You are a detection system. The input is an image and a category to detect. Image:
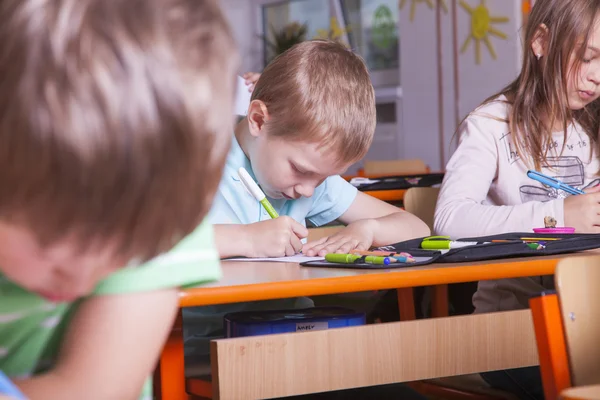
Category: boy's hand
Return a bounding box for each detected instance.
[243,216,308,257]
[564,185,600,233]
[303,220,375,257]
[242,72,261,92]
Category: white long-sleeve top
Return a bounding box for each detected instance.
[434,96,600,313]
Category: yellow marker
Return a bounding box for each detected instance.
[520,237,561,241]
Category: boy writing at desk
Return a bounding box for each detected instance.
[0,0,237,398]
[184,40,430,368]
[216,40,429,258]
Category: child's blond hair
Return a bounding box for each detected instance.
[251,40,376,164]
[0,0,238,260]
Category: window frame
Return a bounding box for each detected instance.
[252,0,400,88]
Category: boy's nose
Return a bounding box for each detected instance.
[294,184,314,198]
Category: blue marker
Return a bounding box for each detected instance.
[390,255,415,263]
[0,371,26,399]
[527,170,585,196]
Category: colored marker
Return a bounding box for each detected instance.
[352,250,394,257]
[492,239,548,246]
[421,237,478,250]
[390,255,415,263]
[527,243,546,250]
[238,167,279,218]
[527,170,584,195]
[352,250,412,257]
[325,254,391,265]
[0,371,26,400]
[520,237,561,241]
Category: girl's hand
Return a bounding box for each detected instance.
[302,220,376,257]
[564,185,600,232]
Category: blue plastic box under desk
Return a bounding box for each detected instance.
[224,306,366,338]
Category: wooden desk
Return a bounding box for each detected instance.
[363,188,406,202]
[159,251,599,400]
[345,171,444,203]
[561,385,600,400]
[180,251,595,307]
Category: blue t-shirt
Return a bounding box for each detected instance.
[208,135,358,227]
[182,135,358,362]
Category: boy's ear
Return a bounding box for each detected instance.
[531,23,548,59]
[247,100,270,138]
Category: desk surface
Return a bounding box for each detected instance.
[179,250,600,307]
[561,384,600,400]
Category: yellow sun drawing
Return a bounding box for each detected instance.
[460,0,509,64]
[399,0,448,22]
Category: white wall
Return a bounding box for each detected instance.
[399,4,442,170]
[220,0,526,172]
[219,0,261,74]
[400,0,523,171]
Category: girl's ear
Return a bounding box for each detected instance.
[247,100,271,138]
[531,23,549,59]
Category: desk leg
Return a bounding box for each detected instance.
[431,285,449,318]
[157,312,188,400]
[397,287,416,321]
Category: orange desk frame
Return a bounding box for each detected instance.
[157,252,595,400]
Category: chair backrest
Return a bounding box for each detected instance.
[403,187,440,232]
[530,255,600,400]
[555,256,600,387]
[362,159,429,177]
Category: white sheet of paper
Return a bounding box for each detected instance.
[224,254,325,263]
[234,76,252,115]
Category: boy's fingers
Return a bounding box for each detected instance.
[290,235,303,253]
[302,236,327,251]
[316,240,346,256]
[285,242,296,256]
[336,241,355,254]
[290,220,308,239]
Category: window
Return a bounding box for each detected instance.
[257,0,400,87]
[260,0,331,65]
[340,0,399,72]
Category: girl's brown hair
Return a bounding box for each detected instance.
[474,0,600,170]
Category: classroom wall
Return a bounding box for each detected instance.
[400,0,523,171]
[220,0,261,74]
[220,0,526,172]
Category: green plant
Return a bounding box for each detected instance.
[315,17,350,46]
[264,22,308,62]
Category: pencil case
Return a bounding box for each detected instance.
[224,306,365,337]
[300,232,600,269]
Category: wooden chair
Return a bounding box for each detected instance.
[402,187,447,318]
[403,187,513,400]
[560,384,600,400]
[529,255,600,400]
[404,187,440,232]
[362,159,429,177]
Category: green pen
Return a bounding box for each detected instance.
[527,242,546,250]
[238,167,279,218]
[325,254,391,265]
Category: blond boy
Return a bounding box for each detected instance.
[184,40,429,362]
[0,0,237,398]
